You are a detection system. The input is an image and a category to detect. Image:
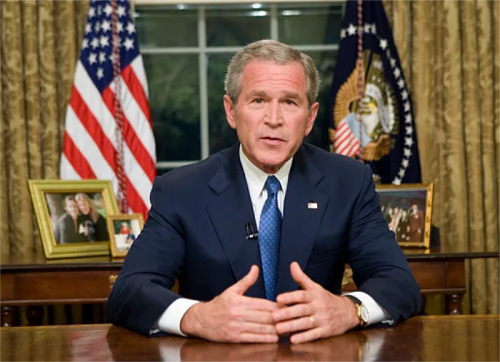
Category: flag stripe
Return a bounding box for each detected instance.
[69,87,118,176]
[130,56,149,98]
[334,119,360,156]
[66,104,115,179]
[60,154,81,180]
[121,63,152,128]
[344,136,360,157]
[62,132,97,179]
[334,126,350,147]
[125,177,149,217]
[335,124,349,140]
[336,132,358,155]
[116,72,154,156]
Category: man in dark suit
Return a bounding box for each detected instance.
[107,39,421,344]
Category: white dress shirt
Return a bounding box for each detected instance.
[155,146,391,336]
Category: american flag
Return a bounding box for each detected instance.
[60,0,156,218]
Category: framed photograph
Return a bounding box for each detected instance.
[107,214,144,257]
[376,183,434,249]
[28,180,119,259]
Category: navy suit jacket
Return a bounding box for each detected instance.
[107,143,421,335]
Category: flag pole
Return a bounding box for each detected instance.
[111,0,128,213]
[356,0,365,162]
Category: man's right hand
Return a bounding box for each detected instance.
[179,265,280,343]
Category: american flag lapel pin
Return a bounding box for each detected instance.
[307,202,318,209]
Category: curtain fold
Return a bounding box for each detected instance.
[2,1,34,258]
[0,0,7,260]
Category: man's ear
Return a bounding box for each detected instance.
[304,102,319,136]
[224,95,237,129]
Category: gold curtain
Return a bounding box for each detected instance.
[384,0,499,314]
[1,0,90,325]
[1,0,89,261]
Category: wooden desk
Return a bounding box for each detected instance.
[0,255,121,326]
[1,252,498,326]
[1,315,498,361]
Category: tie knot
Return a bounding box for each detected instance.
[265,176,281,196]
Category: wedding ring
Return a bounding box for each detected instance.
[309,315,315,328]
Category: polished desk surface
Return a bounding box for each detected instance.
[1,315,498,361]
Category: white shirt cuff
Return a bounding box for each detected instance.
[156,298,200,336]
[343,291,394,326]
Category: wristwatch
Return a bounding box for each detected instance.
[345,295,370,327]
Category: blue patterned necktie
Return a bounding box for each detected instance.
[259,176,282,301]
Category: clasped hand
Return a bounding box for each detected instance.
[180,262,359,344]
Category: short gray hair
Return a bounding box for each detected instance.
[224,39,320,107]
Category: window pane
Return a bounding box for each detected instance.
[206,4,270,47]
[207,53,238,153]
[278,3,343,45]
[144,54,200,161]
[135,6,198,48]
[304,50,338,151]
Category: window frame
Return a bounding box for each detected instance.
[134,1,341,170]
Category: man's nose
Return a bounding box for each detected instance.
[265,101,283,126]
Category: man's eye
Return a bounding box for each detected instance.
[253,98,263,104]
[284,100,295,105]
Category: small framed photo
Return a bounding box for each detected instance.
[376,183,434,249]
[28,180,119,259]
[107,214,144,257]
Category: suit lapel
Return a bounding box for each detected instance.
[206,144,265,298]
[276,146,328,295]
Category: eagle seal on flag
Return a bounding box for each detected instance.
[329,0,421,184]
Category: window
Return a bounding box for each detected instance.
[134,2,344,172]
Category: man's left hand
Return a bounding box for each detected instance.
[273,262,359,344]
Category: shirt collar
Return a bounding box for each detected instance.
[239,145,292,199]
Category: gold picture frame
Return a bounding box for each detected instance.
[107,214,144,258]
[28,180,119,259]
[376,183,434,249]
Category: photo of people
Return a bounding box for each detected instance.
[108,214,144,257]
[45,192,110,245]
[376,185,433,248]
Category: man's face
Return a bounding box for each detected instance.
[224,60,319,174]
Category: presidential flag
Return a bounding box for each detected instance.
[329,0,421,184]
[60,0,156,218]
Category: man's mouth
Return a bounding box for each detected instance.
[261,136,284,145]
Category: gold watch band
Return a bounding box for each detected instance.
[345,295,367,327]
[353,302,368,327]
